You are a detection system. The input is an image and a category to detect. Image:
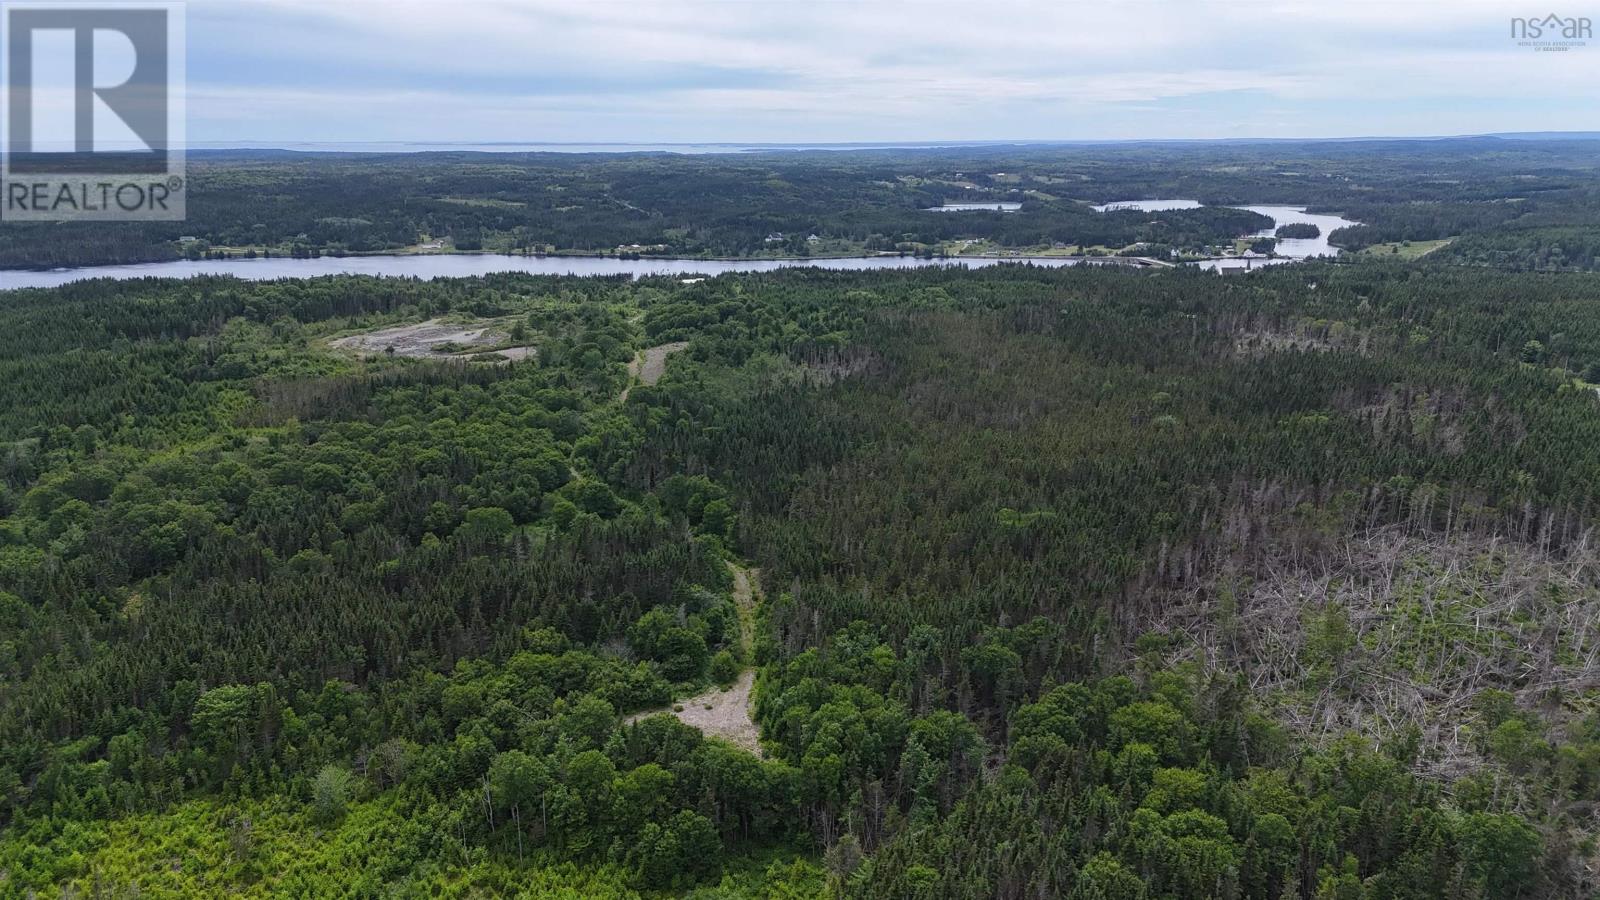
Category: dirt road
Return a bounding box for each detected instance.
[620,341,688,401]
[625,561,763,754]
[330,318,535,362]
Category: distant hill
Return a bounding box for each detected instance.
[1485,131,1600,141]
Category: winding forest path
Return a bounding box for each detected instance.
[618,341,688,402]
[626,561,764,755]
[612,338,763,752]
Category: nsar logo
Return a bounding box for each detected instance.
[1510,12,1592,51]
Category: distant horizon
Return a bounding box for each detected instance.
[165,130,1600,153]
[171,2,1599,144]
[14,130,1597,159]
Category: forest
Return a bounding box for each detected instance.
[1,256,1599,897]
[3,137,1600,270]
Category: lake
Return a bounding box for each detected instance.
[1234,205,1354,259]
[1092,199,1203,212]
[0,253,1096,290]
[925,202,1022,212]
[1194,205,1359,272]
[0,201,1362,289]
[1090,199,1359,271]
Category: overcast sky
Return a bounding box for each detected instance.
[185,0,1600,144]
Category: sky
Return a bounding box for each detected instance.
[178,0,1600,144]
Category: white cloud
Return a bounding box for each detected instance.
[179,0,1600,141]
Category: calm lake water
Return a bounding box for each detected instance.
[926,202,1022,212]
[1193,205,1359,272]
[1092,199,1203,212]
[0,200,1362,289]
[1090,199,1359,272]
[1,253,1095,290]
[1234,205,1354,259]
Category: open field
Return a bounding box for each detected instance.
[1360,237,1454,259]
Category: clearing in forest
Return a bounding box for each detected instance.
[1359,238,1453,259]
[665,669,760,755]
[1138,525,1600,778]
[330,318,536,361]
[626,562,763,755]
[620,341,689,401]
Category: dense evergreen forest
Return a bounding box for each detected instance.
[4,137,1599,270]
[2,257,1600,897]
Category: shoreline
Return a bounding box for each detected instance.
[2,249,1185,276]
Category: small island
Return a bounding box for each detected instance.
[1275,222,1322,239]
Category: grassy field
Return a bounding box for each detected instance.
[1359,237,1453,259]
